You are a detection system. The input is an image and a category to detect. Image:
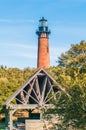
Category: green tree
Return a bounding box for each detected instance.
[46,41,86,130]
[0,67,37,112]
[58,41,86,70]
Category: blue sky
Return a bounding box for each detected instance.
[0,0,86,69]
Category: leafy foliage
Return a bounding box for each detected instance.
[46,41,86,130]
[0,41,86,129]
[0,66,37,112]
[58,41,86,69]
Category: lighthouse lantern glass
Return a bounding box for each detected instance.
[39,18,47,27]
[41,21,47,27]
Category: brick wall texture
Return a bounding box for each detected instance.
[37,37,50,68]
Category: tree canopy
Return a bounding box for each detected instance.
[58,41,86,70]
[0,41,86,129]
[46,41,86,130]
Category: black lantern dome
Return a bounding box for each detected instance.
[36,17,51,38]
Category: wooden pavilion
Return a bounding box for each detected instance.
[3,68,63,130]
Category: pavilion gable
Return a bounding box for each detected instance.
[4,68,62,108]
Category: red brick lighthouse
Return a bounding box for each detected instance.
[36,17,51,68]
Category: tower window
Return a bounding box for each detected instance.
[47,46,49,53]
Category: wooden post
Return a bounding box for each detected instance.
[9,110,13,130]
[8,108,16,130]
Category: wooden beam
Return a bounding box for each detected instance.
[9,110,13,130]
[47,78,54,92]
[8,104,54,109]
[29,94,39,104]
[41,77,47,104]
[32,87,39,101]
[23,90,39,104]
[25,79,35,103]
[8,104,38,109]
[37,72,45,76]
[44,86,52,103]
[35,76,41,100]
[15,97,25,104]
[45,91,60,104]
[20,91,26,103]
[47,78,56,100]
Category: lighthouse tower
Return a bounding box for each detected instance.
[36,17,51,68]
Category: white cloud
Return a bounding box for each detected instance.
[0,18,35,24]
[0,42,37,59]
[0,42,37,49]
[0,19,12,23]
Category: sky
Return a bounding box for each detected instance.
[0,0,86,69]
